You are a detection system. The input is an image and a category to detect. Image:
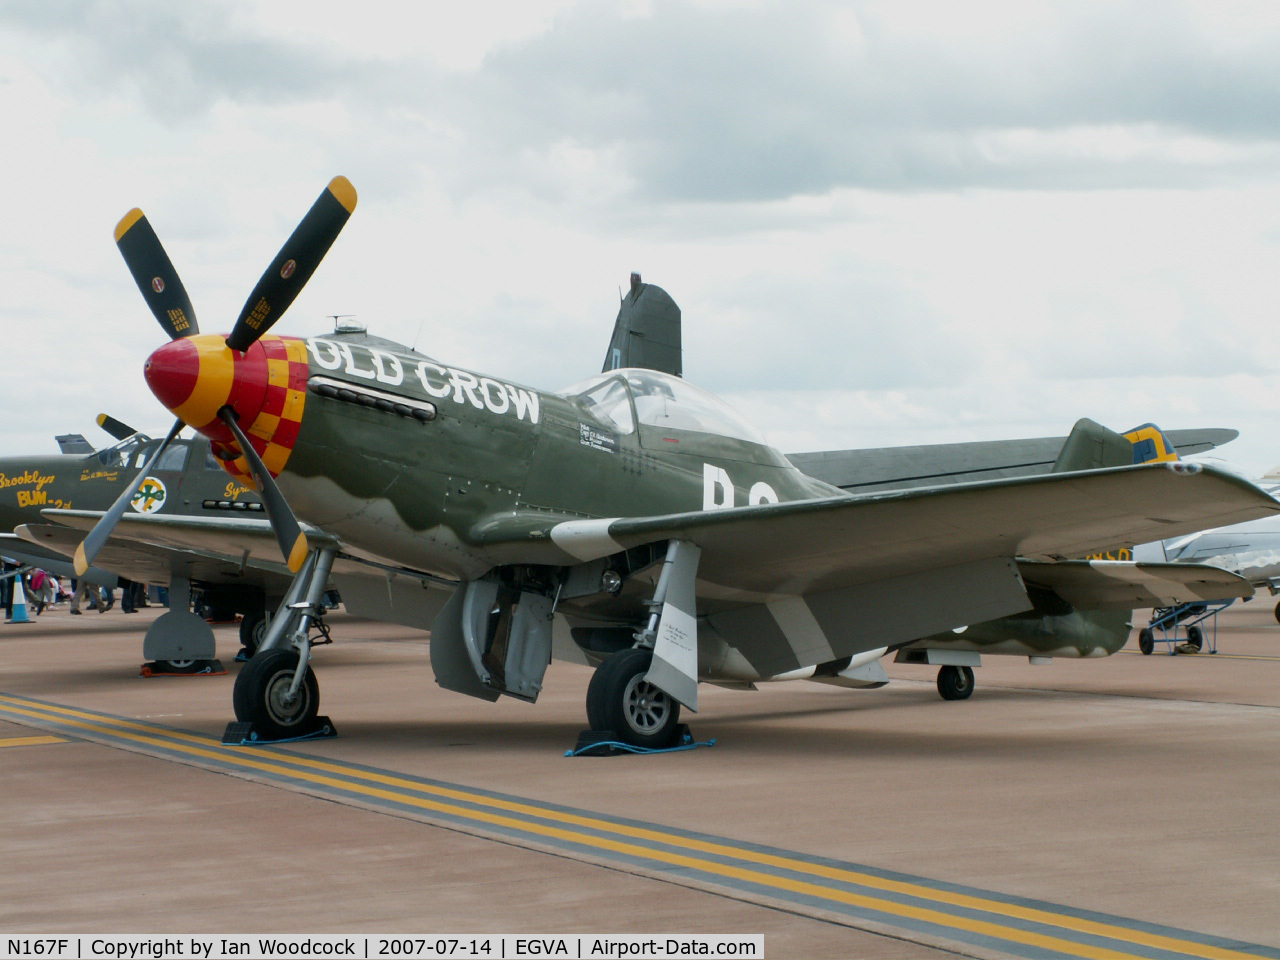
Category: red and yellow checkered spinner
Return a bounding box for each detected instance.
[143,333,309,488]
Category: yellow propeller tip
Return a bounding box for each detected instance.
[287,534,309,573]
[327,176,358,215]
[114,208,145,243]
[73,544,88,578]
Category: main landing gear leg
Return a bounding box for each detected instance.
[226,548,337,743]
[582,540,700,751]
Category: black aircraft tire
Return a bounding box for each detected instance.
[232,648,319,740]
[585,661,610,732]
[239,608,269,657]
[1273,599,1280,625]
[1138,628,1155,655]
[937,665,975,701]
[1185,626,1204,651]
[587,648,682,750]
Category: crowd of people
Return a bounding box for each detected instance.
[1,559,149,622]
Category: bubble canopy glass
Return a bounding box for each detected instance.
[562,369,766,444]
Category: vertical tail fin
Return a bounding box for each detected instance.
[1051,418,1133,473]
[1055,419,1180,561]
[602,273,682,376]
[1124,423,1180,562]
[1123,423,1180,464]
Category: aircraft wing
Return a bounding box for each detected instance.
[38,508,337,554]
[788,427,1239,494]
[551,462,1279,599]
[543,462,1277,678]
[20,517,456,629]
[19,518,295,589]
[1017,559,1253,610]
[0,532,120,587]
[17,523,202,584]
[22,512,338,591]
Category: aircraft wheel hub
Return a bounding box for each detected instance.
[266,671,307,720]
[623,675,672,735]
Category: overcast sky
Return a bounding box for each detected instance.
[4,0,1280,475]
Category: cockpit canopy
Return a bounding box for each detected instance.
[93,434,151,469]
[562,368,767,445]
[91,433,190,473]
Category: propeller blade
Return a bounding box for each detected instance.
[96,413,141,442]
[114,209,200,340]
[225,176,358,352]
[218,408,309,573]
[74,419,184,576]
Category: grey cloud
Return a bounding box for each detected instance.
[0,0,359,120]
[10,0,1280,207]
[453,1,1280,200]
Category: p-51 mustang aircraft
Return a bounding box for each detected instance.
[48,176,1280,747]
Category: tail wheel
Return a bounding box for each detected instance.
[1138,628,1155,655]
[233,648,318,740]
[586,648,682,749]
[937,665,974,701]
[1184,625,1204,652]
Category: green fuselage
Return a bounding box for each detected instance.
[0,438,262,540]
[281,335,840,581]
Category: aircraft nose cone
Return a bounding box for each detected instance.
[143,338,201,412]
[143,333,267,435]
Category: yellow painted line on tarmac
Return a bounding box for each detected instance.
[0,734,66,748]
[0,692,1273,960]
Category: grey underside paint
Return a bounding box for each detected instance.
[333,571,454,629]
[704,557,1029,676]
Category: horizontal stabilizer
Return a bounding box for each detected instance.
[1019,559,1253,610]
[792,427,1238,493]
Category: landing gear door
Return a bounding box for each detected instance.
[430,584,501,702]
[429,579,554,703]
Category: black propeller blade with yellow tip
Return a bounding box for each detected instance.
[218,408,309,572]
[96,413,142,442]
[225,176,357,352]
[74,419,184,577]
[104,176,357,575]
[114,209,199,340]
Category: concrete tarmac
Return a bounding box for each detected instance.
[2,600,1279,958]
